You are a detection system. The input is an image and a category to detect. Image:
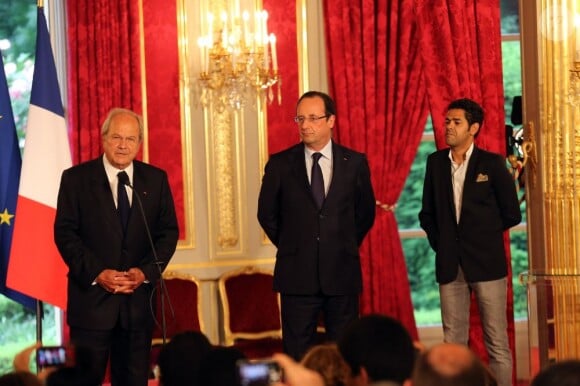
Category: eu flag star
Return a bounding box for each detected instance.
[0,208,15,225]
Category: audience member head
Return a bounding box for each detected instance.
[530,359,580,386]
[198,346,246,386]
[0,371,42,386]
[406,343,496,386]
[272,353,325,386]
[44,366,101,386]
[301,343,350,386]
[338,314,415,385]
[157,330,212,386]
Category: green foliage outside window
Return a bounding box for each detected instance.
[394,2,528,326]
[1,0,35,141]
[0,1,57,376]
[0,299,57,374]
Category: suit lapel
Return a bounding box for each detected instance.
[325,141,345,205]
[290,143,317,203]
[91,160,124,237]
[461,147,480,209]
[126,162,148,236]
[441,149,456,219]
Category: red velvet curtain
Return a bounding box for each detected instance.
[66,0,185,239]
[415,0,516,378]
[263,0,300,155]
[323,0,429,339]
[66,0,142,163]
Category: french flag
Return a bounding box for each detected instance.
[7,6,71,310]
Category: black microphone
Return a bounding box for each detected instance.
[121,176,173,345]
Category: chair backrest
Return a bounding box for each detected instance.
[218,266,282,345]
[152,270,203,344]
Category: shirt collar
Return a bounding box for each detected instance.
[102,154,134,184]
[305,140,333,160]
[448,142,474,164]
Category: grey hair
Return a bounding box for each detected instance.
[100,108,144,140]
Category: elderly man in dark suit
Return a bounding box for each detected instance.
[419,98,521,386]
[54,108,178,386]
[258,91,376,360]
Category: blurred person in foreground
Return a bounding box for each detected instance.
[10,343,100,386]
[404,342,496,386]
[156,330,212,386]
[530,359,580,386]
[301,343,350,386]
[338,314,416,386]
[273,353,324,386]
[0,371,42,386]
[198,346,246,386]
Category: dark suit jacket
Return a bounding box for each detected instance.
[418,147,521,284]
[257,141,376,295]
[54,157,178,330]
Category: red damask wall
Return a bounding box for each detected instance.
[264,1,300,155]
[142,1,185,239]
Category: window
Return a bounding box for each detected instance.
[396,0,527,325]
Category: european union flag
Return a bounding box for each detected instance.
[0,50,36,309]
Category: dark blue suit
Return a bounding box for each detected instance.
[54,156,178,385]
[258,141,375,359]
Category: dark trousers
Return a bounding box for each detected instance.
[70,318,152,386]
[280,293,359,360]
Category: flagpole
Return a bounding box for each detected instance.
[36,0,44,348]
[36,300,43,343]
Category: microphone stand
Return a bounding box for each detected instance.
[123,179,173,345]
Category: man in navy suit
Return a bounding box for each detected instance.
[419,98,521,386]
[258,91,376,360]
[54,108,178,386]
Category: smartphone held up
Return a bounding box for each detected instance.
[237,359,283,386]
[36,346,74,369]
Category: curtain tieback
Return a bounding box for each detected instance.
[375,200,395,212]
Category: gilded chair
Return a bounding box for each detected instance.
[152,270,204,344]
[218,266,283,358]
[149,271,204,377]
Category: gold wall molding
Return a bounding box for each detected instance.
[212,108,239,248]
[177,0,196,249]
[525,0,580,363]
[522,121,537,188]
[138,0,196,249]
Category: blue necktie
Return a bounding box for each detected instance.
[117,171,130,233]
[311,152,325,209]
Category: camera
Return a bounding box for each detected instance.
[36,346,70,368]
[237,359,283,386]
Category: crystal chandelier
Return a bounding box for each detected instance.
[196,9,281,110]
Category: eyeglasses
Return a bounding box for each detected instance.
[293,115,329,124]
